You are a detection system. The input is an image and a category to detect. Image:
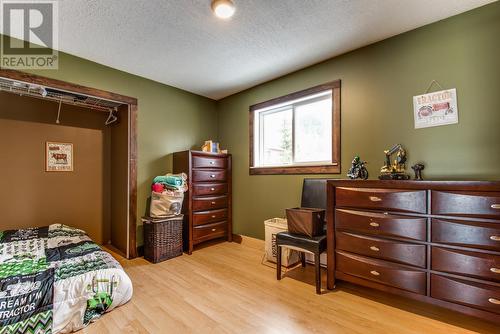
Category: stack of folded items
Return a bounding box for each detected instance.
[149,173,188,218]
[151,173,188,195]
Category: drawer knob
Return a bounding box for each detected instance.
[210,188,215,191]
[210,161,215,165]
[211,228,216,232]
[488,298,500,305]
[490,268,500,274]
[370,270,380,276]
[491,204,500,209]
[210,174,216,178]
[211,201,216,205]
[490,235,500,241]
[369,246,380,252]
[369,196,382,202]
[211,215,216,218]
[369,222,380,227]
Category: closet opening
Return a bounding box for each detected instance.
[0,69,138,258]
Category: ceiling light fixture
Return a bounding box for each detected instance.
[211,0,235,19]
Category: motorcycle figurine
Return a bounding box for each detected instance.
[347,156,369,180]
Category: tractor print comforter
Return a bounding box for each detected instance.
[0,224,133,333]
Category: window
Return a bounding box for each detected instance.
[249,81,341,175]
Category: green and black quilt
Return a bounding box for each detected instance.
[0,224,133,334]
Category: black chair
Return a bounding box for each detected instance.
[276,179,330,294]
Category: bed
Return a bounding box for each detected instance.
[0,224,133,333]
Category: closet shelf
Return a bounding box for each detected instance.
[0,76,124,113]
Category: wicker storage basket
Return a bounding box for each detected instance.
[142,215,183,263]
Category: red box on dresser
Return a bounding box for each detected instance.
[327,180,500,323]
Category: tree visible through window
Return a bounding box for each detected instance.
[249,81,341,175]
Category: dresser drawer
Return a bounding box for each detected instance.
[431,275,500,315]
[192,196,228,211]
[336,232,426,268]
[335,209,427,241]
[336,187,427,214]
[432,191,500,219]
[192,155,227,169]
[432,218,500,251]
[432,247,500,282]
[193,209,228,226]
[192,183,228,196]
[193,221,227,241]
[192,169,227,182]
[336,251,427,294]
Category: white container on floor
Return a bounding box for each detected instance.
[264,218,300,267]
[305,252,327,267]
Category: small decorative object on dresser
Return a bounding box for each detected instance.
[201,140,220,153]
[411,163,425,180]
[379,144,410,180]
[327,180,500,323]
[347,156,369,180]
[173,150,232,254]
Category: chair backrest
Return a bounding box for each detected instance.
[300,178,332,210]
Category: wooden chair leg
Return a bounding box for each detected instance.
[301,252,306,267]
[276,245,282,280]
[315,253,321,294]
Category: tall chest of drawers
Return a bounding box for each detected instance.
[173,150,232,254]
[327,180,500,323]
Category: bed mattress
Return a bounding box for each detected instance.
[0,224,133,333]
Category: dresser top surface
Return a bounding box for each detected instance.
[328,179,500,191]
[180,150,231,157]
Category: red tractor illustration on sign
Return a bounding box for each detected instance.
[418,102,453,119]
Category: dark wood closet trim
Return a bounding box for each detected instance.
[0,69,138,259]
[249,80,341,175]
[0,69,137,105]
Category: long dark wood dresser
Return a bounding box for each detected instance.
[327,180,500,323]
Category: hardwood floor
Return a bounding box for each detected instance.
[79,237,498,334]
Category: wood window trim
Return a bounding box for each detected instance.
[249,80,341,175]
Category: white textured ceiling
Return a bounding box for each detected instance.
[41,1,500,99]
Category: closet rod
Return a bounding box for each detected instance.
[0,76,123,113]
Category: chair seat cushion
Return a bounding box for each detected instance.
[276,232,327,254]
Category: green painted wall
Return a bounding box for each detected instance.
[9,45,218,246]
[217,2,500,239]
[2,2,499,244]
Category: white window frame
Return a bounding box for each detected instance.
[249,80,341,175]
[254,91,332,168]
